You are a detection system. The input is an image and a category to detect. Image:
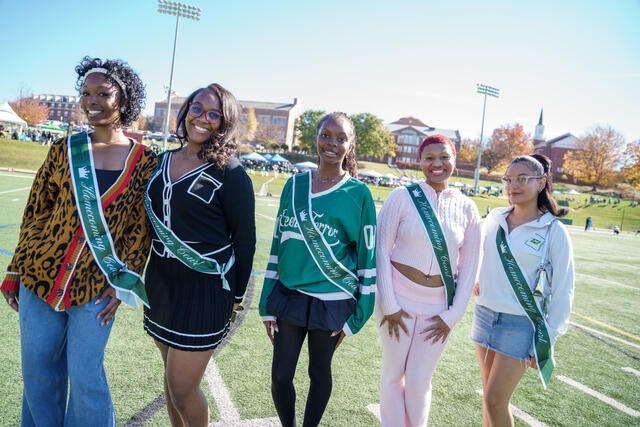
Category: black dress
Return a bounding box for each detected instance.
[143,152,256,351]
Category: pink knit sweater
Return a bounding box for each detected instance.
[375,182,482,327]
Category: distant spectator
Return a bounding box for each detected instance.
[585,217,592,231]
[613,225,620,235]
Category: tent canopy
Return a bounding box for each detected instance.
[0,102,27,126]
[241,152,268,162]
[262,153,273,161]
[293,161,318,170]
[563,189,580,195]
[359,170,383,178]
[269,154,290,163]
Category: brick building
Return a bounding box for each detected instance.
[383,117,461,164]
[532,109,582,179]
[33,94,82,123]
[154,96,302,149]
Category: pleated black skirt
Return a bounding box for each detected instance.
[143,253,235,351]
[266,281,356,331]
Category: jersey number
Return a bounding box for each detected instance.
[363,225,376,250]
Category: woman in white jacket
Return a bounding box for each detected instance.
[472,153,574,426]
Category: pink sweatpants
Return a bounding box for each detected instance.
[375,267,448,427]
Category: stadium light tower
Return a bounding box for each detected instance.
[473,83,500,195]
[157,0,201,150]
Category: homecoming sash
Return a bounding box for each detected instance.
[292,172,358,298]
[406,184,456,307]
[496,227,555,389]
[143,156,233,291]
[68,132,148,308]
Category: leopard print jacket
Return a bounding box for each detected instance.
[1,137,158,310]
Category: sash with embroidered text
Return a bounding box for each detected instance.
[406,184,456,307]
[143,155,233,291]
[292,171,357,298]
[496,226,555,388]
[68,132,148,308]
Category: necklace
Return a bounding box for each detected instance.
[315,171,346,183]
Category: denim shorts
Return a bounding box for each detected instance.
[470,304,534,361]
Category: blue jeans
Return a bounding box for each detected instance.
[19,283,115,427]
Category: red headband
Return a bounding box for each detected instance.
[418,134,456,160]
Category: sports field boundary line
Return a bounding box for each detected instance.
[556,375,640,417]
[0,173,35,179]
[575,255,640,271]
[123,274,256,426]
[475,390,548,426]
[0,187,31,195]
[0,167,37,174]
[571,311,640,342]
[570,323,640,360]
[576,272,639,291]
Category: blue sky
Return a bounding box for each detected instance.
[1,0,639,142]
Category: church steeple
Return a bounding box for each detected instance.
[534,108,545,145]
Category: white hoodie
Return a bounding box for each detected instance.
[476,206,575,345]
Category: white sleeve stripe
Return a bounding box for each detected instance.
[265,271,279,280]
[269,255,278,264]
[359,284,375,295]
[6,272,19,276]
[357,268,376,278]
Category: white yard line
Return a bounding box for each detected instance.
[575,256,640,271]
[366,404,381,421]
[556,376,640,417]
[0,173,34,179]
[256,212,276,221]
[570,321,640,350]
[576,273,640,291]
[622,367,640,377]
[205,360,280,426]
[476,390,549,427]
[0,186,31,194]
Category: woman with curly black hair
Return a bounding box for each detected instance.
[0,56,157,425]
[143,83,256,425]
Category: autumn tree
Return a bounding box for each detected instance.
[256,123,282,145]
[563,126,625,190]
[9,97,49,124]
[243,108,258,141]
[351,113,395,158]
[621,139,640,189]
[457,138,478,164]
[482,123,532,173]
[294,109,326,152]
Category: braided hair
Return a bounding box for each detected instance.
[315,112,358,177]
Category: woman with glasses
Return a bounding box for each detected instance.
[472,153,574,426]
[143,83,256,426]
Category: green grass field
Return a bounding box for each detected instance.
[0,165,639,426]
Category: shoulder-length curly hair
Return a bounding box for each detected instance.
[74,56,145,128]
[174,83,241,170]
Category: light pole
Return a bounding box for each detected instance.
[473,83,500,195]
[157,0,201,151]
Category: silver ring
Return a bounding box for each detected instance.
[7,297,15,304]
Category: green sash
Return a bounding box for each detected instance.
[292,172,357,298]
[68,132,148,308]
[406,184,456,307]
[496,226,555,389]
[143,155,233,291]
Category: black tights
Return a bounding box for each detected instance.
[271,320,340,427]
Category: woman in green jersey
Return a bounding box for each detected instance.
[259,112,377,427]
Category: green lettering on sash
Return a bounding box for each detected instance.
[406,184,456,307]
[144,155,233,291]
[292,172,357,298]
[68,132,148,308]
[496,226,555,389]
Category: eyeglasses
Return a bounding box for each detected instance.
[501,175,543,185]
[188,103,223,124]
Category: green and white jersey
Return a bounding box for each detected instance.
[259,173,377,336]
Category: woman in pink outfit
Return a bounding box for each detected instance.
[375,134,482,426]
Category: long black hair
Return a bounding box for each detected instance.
[315,112,358,177]
[509,153,568,217]
[75,56,145,127]
[175,83,241,170]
